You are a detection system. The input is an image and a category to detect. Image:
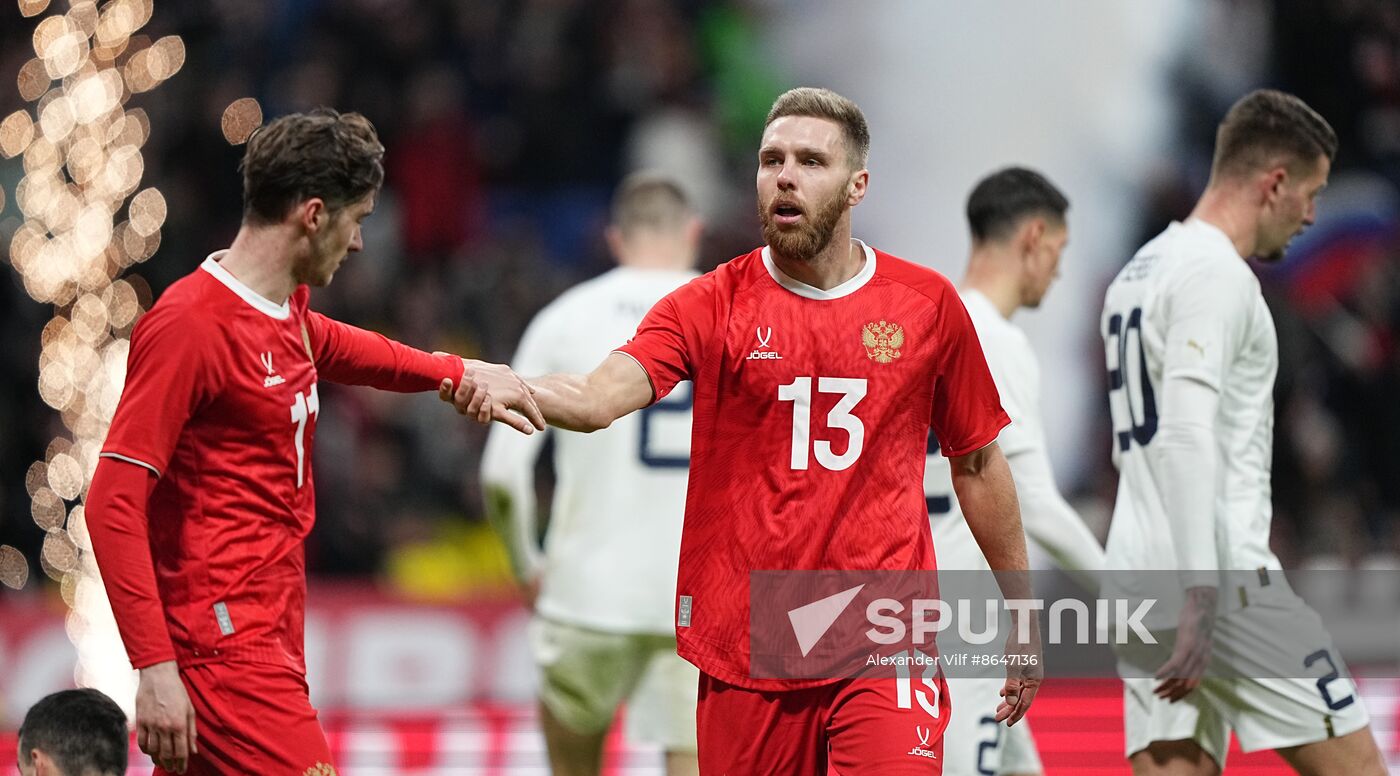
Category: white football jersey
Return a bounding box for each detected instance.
[925,290,1103,574]
[480,266,697,634]
[1100,219,1281,582]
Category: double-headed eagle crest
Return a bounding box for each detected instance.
[303,764,338,776]
[862,320,904,364]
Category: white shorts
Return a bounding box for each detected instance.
[943,676,1043,775]
[999,720,1043,774]
[530,616,699,753]
[1115,578,1370,767]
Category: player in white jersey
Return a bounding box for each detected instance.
[1102,90,1384,775]
[479,174,701,776]
[924,167,1106,776]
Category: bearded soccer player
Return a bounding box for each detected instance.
[1102,90,1384,775]
[85,109,542,775]
[446,88,1039,773]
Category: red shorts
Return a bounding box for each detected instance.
[153,661,335,776]
[696,671,950,775]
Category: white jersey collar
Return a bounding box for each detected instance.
[762,239,876,301]
[200,251,292,320]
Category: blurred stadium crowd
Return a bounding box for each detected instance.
[1,0,1399,599]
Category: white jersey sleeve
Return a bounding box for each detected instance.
[480,307,558,582]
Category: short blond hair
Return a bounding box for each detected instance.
[765,87,870,169]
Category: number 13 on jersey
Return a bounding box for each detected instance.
[777,377,867,471]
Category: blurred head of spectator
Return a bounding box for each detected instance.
[17,689,128,776]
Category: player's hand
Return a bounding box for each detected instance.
[135,660,197,773]
[1154,585,1218,702]
[437,358,546,434]
[996,612,1043,726]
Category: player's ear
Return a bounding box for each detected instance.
[684,216,704,245]
[1020,217,1046,258]
[1261,167,1288,204]
[299,198,327,233]
[604,225,625,261]
[846,168,869,206]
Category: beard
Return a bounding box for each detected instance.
[759,188,847,262]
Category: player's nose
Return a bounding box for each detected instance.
[776,160,797,190]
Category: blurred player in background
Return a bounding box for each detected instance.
[85,109,542,775]
[1102,89,1385,775]
[447,87,1039,774]
[480,173,702,776]
[17,689,128,776]
[924,167,1105,776]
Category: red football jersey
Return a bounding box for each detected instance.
[97,254,461,671]
[616,242,1009,690]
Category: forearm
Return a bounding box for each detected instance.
[951,443,1032,601]
[86,458,177,668]
[311,314,461,391]
[1152,375,1222,588]
[529,352,654,433]
[530,372,614,432]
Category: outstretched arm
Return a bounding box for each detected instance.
[444,352,654,433]
[307,311,545,434]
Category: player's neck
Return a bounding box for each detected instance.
[220,225,302,304]
[1190,187,1259,260]
[962,249,1021,319]
[616,237,695,272]
[769,230,863,291]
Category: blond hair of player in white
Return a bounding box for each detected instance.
[479,173,702,776]
[1101,89,1384,776]
[924,167,1105,776]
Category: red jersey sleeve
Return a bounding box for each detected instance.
[86,459,173,668]
[101,305,224,475]
[614,275,716,403]
[304,308,463,391]
[929,283,1010,457]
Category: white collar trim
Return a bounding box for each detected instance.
[200,251,291,320]
[761,239,877,300]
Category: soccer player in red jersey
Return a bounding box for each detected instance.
[445,88,1040,773]
[85,109,543,775]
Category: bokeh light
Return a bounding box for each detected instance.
[6,0,167,674]
[18,0,51,17]
[221,97,262,145]
[0,110,36,158]
[0,545,30,590]
[17,57,50,101]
